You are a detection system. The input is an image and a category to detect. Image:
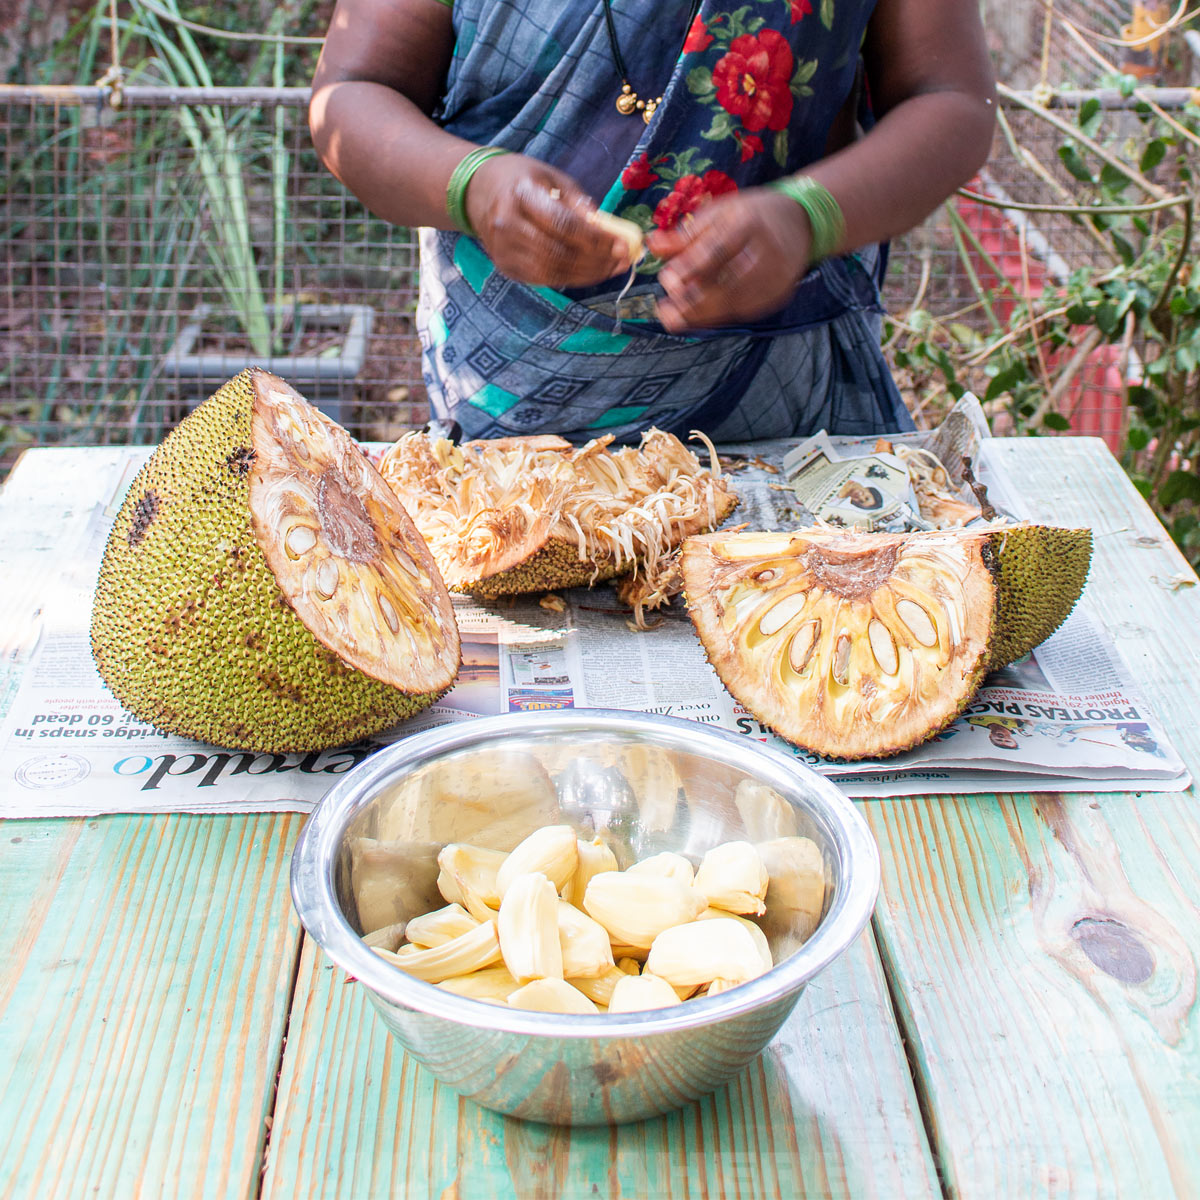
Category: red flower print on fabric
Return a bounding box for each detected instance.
[622,154,661,190]
[735,132,764,162]
[683,14,714,53]
[712,29,795,133]
[788,0,813,23]
[652,170,739,229]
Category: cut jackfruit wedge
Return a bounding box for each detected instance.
[377,428,737,602]
[681,525,1090,760]
[90,368,461,752]
[250,376,457,694]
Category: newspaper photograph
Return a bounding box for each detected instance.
[781,393,994,532]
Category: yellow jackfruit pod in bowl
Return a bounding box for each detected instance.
[290,709,878,1125]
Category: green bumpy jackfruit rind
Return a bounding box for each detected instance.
[458,540,624,598]
[89,373,442,753]
[989,525,1093,669]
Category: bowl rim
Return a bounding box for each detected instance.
[290,708,880,1038]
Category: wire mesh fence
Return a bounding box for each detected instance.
[0,82,1189,475]
[2,84,425,472]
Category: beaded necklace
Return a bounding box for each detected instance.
[600,0,703,124]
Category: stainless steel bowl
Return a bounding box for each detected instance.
[290,709,879,1125]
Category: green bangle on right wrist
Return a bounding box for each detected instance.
[446,146,510,237]
[768,175,845,263]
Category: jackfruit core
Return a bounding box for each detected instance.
[90,368,461,753]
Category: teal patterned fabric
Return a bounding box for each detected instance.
[419,0,913,441]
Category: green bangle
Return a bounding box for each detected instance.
[446,146,510,237]
[768,175,845,263]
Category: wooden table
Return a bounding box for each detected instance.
[1,438,1197,1199]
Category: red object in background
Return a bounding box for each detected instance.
[954,185,1127,452]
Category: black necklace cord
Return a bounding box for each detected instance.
[601,0,704,99]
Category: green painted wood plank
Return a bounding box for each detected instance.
[262,931,939,1200]
[0,813,304,1199]
[867,437,1200,1198]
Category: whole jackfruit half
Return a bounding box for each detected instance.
[376,428,737,604]
[681,525,1092,760]
[90,368,461,753]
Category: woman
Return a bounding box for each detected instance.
[309,0,995,442]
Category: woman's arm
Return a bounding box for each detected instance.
[309,0,631,287]
[650,0,996,331]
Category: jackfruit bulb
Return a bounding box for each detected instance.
[90,368,461,752]
[681,524,1092,760]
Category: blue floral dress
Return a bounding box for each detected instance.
[418,0,913,442]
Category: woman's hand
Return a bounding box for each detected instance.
[465,154,635,289]
[647,189,813,332]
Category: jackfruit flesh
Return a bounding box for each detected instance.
[681,524,1091,760]
[376,428,737,604]
[90,368,461,752]
[370,829,804,1012]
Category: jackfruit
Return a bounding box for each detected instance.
[376,428,736,606]
[626,852,695,887]
[436,966,520,1005]
[645,918,767,989]
[498,871,564,984]
[562,836,619,908]
[587,208,645,263]
[403,903,480,948]
[607,972,682,1013]
[693,841,769,916]
[506,978,600,1014]
[495,825,579,897]
[436,843,506,922]
[90,369,460,752]
[681,524,1091,760]
[373,920,502,983]
[365,821,811,1012]
[571,963,634,1007]
[556,900,616,978]
[582,871,706,949]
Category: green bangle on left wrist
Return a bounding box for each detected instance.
[446,146,511,237]
[768,175,845,263]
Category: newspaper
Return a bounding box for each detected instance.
[0,424,1190,816]
[782,393,993,531]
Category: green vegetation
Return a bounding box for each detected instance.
[887,81,1200,569]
